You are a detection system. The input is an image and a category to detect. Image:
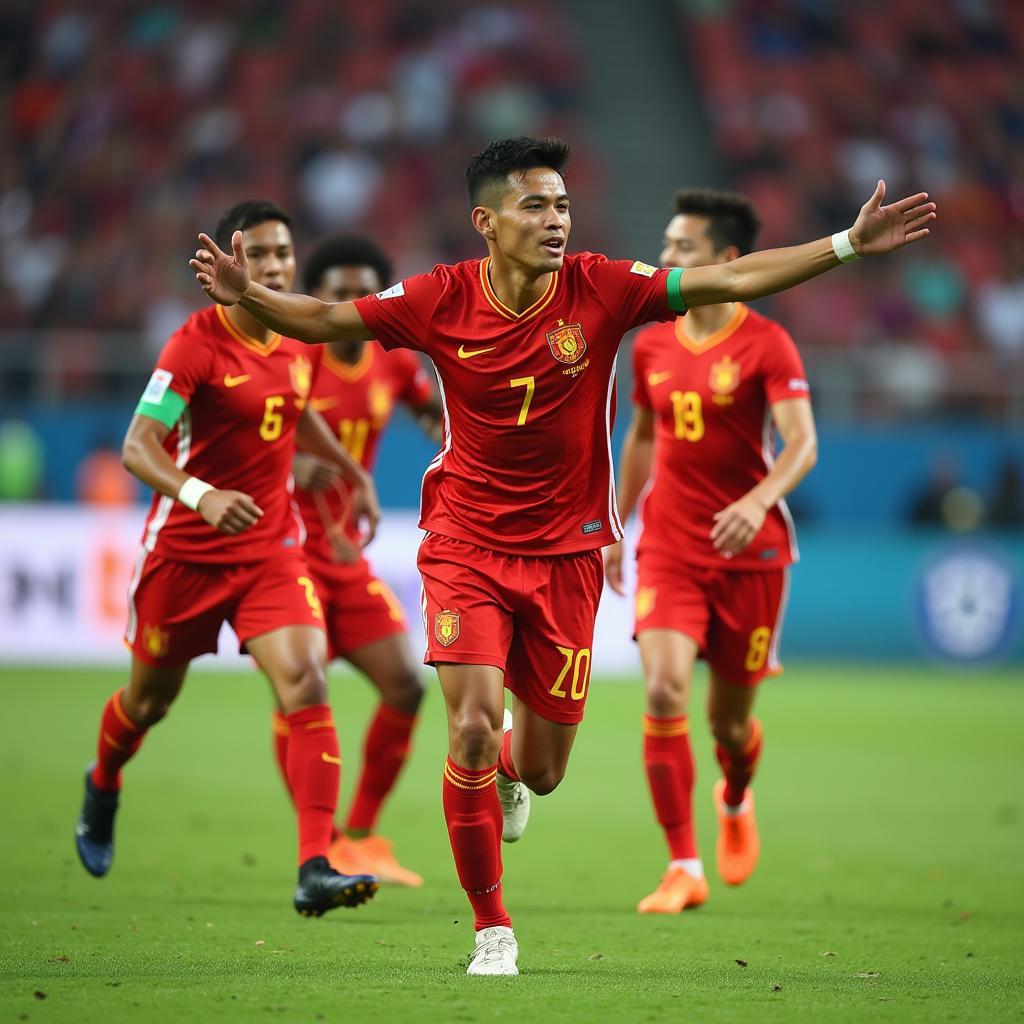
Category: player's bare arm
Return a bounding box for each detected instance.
[679,181,936,309]
[295,405,381,546]
[190,231,374,345]
[122,414,263,535]
[711,397,817,556]
[604,405,655,596]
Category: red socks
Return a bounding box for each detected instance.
[716,717,763,807]
[271,710,294,801]
[91,690,147,791]
[643,714,697,860]
[442,757,511,930]
[284,704,341,864]
[496,729,520,782]
[345,704,417,833]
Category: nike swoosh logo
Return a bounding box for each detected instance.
[648,371,673,386]
[321,752,342,766]
[223,373,251,388]
[457,344,496,359]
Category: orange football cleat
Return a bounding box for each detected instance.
[637,865,710,914]
[714,779,760,886]
[328,834,424,888]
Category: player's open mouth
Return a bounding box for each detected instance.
[264,283,284,291]
[541,239,564,253]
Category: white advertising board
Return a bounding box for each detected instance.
[0,504,641,673]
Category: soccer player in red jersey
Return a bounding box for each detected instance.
[76,201,383,918]
[604,190,819,914]
[190,138,935,974]
[273,236,442,886]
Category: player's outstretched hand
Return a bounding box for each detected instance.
[197,489,264,535]
[351,473,381,548]
[848,180,937,257]
[603,540,627,597]
[293,453,342,492]
[189,230,251,305]
[711,493,768,557]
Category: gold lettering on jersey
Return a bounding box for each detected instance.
[290,355,313,410]
[546,321,588,365]
[434,609,460,647]
[562,357,590,378]
[368,380,393,426]
[709,356,740,406]
[142,624,169,659]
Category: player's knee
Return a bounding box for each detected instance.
[129,694,174,727]
[450,713,501,768]
[281,659,328,710]
[646,669,690,718]
[519,765,565,797]
[710,715,749,752]
[383,670,425,715]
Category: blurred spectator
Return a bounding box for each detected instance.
[0,419,45,500]
[74,438,136,506]
[906,451,985,532]
[987,457,1024,528]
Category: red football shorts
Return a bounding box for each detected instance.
[634,554,790,687]
[126,551,326,667]
[305,553,407,660]
[417,533,604,725]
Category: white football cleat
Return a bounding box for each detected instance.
[467,925,519,976]
[497,708,530,843]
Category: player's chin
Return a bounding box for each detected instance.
[533,249,565,273]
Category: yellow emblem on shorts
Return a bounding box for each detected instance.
[635,587,657,621]
[546,320,588,365]
[289,355,313,401]
[142,624,169,658]
[434,609,461,647]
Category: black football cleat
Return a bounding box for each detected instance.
[294,856,378,917]
[75,765,119,878]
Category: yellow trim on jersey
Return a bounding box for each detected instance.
[216,304,282,356]
[674,302,749,354]
[479,258,559,322]
[323,345,374,382]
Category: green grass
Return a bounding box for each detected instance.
[1,663,1022,1023]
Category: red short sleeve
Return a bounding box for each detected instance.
[352,271,446,353]
[581,254,679,332]
[152,323,216,403]
[762,324,811,405]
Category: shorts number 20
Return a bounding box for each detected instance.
[550,646,592,701]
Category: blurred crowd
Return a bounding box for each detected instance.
[0,0,605,353]
[681,0,1024,418]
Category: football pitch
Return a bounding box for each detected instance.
[1,664,1021,1023]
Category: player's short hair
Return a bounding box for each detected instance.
[214,200,293,252]
[301,236,394,294]
[465,136,571,208]
[673,189,762,256]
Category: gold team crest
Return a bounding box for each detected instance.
[635,587,657,621]
[289,355,313,403]
[142,624,169,659]
[709,356,741,405]
[434,610,460,647]
[546,320,588,365]
[368,380,393,426]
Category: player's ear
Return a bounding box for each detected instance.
[722,244,742,264]
[471,206,497,241]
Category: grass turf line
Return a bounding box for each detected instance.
[0,664,1021,1023]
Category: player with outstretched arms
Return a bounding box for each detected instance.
[76,201,382,918]
[604,190,818,913]
[276,236,442,886]
[190,138,935,975]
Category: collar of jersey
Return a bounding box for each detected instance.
[674,302,748,354]
[216,304,282,355]
[479,258,559,322]
[323,343,374,381]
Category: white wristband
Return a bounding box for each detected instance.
[178,476,214,511]
[831,229,860,263]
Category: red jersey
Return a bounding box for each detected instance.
[354,253,679,555]
[137,305,318,564]
[295,341,433,560]
[632,303,809,571]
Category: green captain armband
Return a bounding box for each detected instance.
[666,267,687,313]
[135,369,187,428]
